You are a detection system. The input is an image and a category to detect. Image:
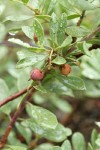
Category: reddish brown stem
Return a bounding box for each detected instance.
[81,26,100,42]
[67,26,100,55]
[72,11,85,43]
[0,86,33,107]
[0,88,35,149]
[77,11,85,26]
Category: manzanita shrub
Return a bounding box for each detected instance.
[0,0,100,149]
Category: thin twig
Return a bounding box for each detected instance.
[77,11,85,26]
[0,88,35,149]
[0,86,33,107]
[81,26,100,42]
[72,11,85,43]
[48,49,53,70]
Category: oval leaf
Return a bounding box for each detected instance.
[50,12,58,45]
[57,13,67,45]
[69,0,97,11]
[80,49,100,80]
[56,36,72,50]
[22,26,34,39]
[77,41,91,56]
[26,119,71,142]
[26,103,58,129]
[43,124,72,142]
[8,38,46,52]
[57,75,86,90]
[5,15,33,22]
[0,79,11,115]
[88,143,93,150]
[7,145,27,150]
[22,0,29,4]
[72,132,86,150]
[34,143,52,150]
[52,56,66,65]
[33,19,44,44]
[16,53,48,68]
[66,26,89,37]
[15,122,32,143]
[50,146,61,150]
[61,140,72,150]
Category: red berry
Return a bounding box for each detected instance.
[30,68,44,81]
[61,64,71,76]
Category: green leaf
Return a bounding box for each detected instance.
[0,79,9,99]
[87,143,93,150]
[50,94,72,113]
[33,92,47,104]
[6,145,27,150]
[52,56,66,65]
[69,0,97,11]
[33,19,44,44]
[7,131,26,147]
[0,23,6,42]
[15,122,32,143]
[50,13,58,45]
[77,41,91,56]
[43,75,73,96]
[95,138,100,147]
[0,79,11,115]
[61,140,72,150]
[72,132,86,150]
[26,103,58,129]
[67,14,80,20]
[5,15,33,22]
[35,15,51,20]
[28,0,39,10]
[0,46,8,59]
[42,0,51,14]
[56,36,72,50]
[57,75,86,90]
[42,0,57,14]
[50,146,61,150]
[18,50,46,68]
[22,26,34,39]
[59,1,74,12]
[17,50,36,60]
[57,13,67,45]
[17,50,46,70]
[83,79,100,98]
[17,70,32,90]
[8,38,46,52]
[16,53,48,68]
[0,4,5,16]
[47,0,57,14]
[21,0,29,4]
[91,129,98,149]
[66,26,89,37]
[43,124,72,142]
[33,84,47,93]
[26,119,71,142]
[80,49,100,80]
[34,143,52,150]
[8,38,30,48]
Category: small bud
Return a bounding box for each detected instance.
[30,68,44,81]
[34,33,38,43]
[61,64,71,76]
